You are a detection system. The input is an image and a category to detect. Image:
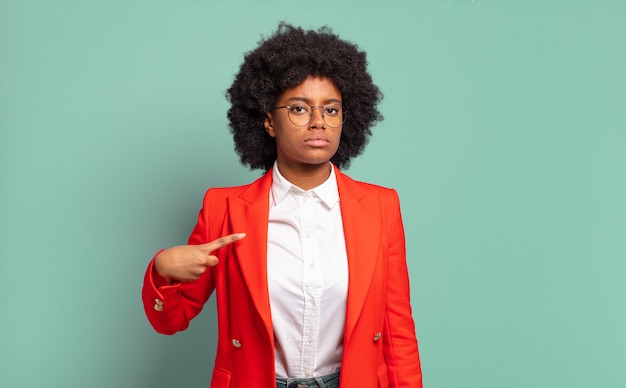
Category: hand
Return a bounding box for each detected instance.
[154,233,246,283]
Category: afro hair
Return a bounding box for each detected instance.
[226,22,383,171]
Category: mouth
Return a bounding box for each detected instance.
[304,136,330,147]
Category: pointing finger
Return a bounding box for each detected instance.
[198,233,246,253]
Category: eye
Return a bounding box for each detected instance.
[324,104,341,116]
[288,104,310,115]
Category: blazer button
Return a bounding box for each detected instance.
[373,332,382,342]
[154,298,164,312]
[231,339,242,348]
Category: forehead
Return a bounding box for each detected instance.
[278,75,342,102]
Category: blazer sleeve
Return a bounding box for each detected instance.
[141,189,218,335]
[383,189,423,387]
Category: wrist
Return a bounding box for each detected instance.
[152,264,172,287]
[153,251,173,287]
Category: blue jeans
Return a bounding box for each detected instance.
[276,371,340,388]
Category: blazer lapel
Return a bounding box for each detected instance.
[226,170,274,339]
[336,167,382,345]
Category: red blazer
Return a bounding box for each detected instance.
[142,166,422,388]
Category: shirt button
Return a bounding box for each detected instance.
[154,298,164,312]
[231,339,242,348]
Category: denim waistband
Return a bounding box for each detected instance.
[276,371,340,388]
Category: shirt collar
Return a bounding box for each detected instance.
[271,161,340,209]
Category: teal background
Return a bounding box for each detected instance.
[1,1,624,387]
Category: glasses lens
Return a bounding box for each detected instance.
[286,103,312,126]
[286,103,344,127]
[323,104,343,127]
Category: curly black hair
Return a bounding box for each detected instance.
[226,22,383,171]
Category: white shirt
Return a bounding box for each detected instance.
[267,162,349,378]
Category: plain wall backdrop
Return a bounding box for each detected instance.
[1,1,625,387]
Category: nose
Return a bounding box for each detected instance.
[309,106,326,129]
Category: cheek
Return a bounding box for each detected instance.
[274,132,299,153]
[333,130,343,146]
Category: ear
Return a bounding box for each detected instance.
[264,113,276,137]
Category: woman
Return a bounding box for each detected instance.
[142,23,423,388]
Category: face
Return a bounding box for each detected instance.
[264,75,343,172]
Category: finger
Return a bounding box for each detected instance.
[198,233,246,252]
[204,255,219,267]
[188,264,209,279]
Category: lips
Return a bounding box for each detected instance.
[304,136,330,147]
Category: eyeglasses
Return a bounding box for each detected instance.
[273,102,345,128]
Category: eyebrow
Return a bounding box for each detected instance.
[284,97,343,105]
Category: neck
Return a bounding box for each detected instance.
[276,161,332,191]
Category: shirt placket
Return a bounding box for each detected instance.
[298,192,322,377]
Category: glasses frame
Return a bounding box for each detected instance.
[272,103,346,128]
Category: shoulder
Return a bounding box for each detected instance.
[205,183,250,199]
[202,170,272,204]
[335,169,399,202]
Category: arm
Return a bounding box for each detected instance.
[383,189,423,387]
[141,189,244,334]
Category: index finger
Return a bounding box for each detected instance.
[198,233,246,253]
